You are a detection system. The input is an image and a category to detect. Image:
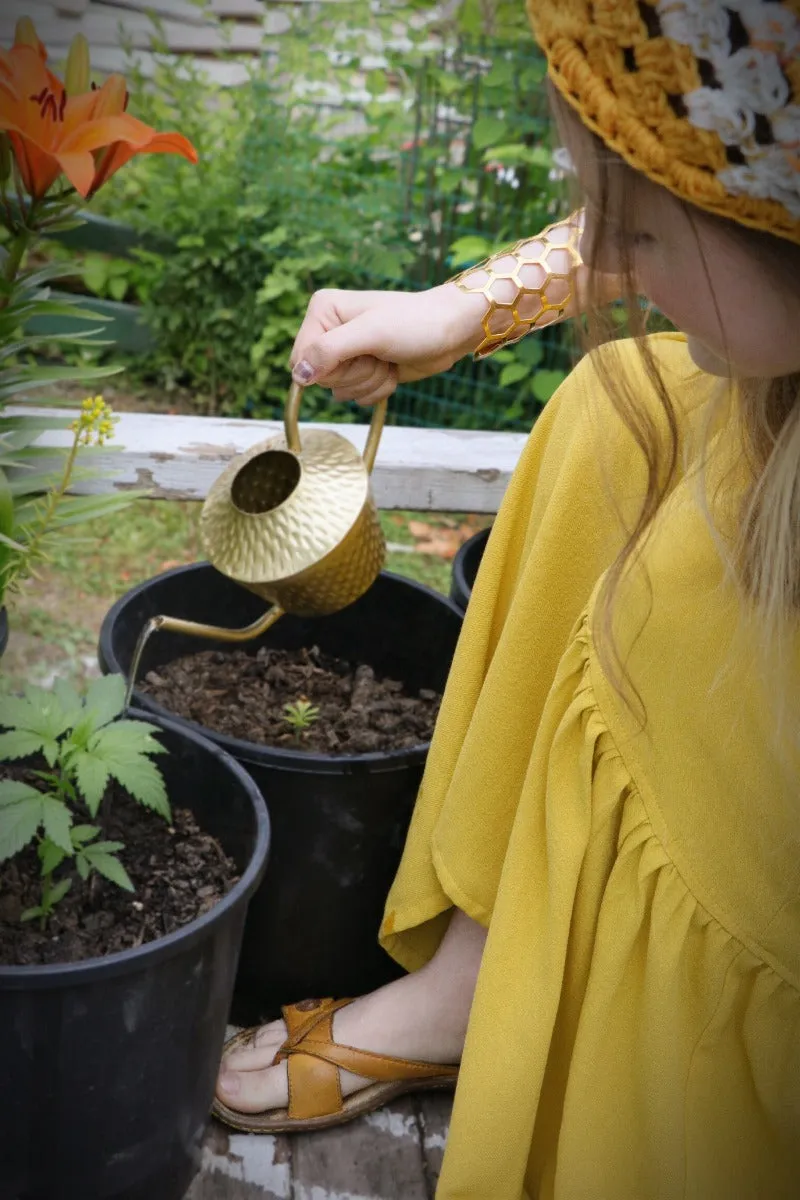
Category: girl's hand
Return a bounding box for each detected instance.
[289,282,488,406]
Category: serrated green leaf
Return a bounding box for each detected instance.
[90,720,165,758]
[0,779,42,806]
[88,839,125,854]
[71,751,110,816]
[71,823,100,845]
[109,755,171,820]
[85,848,134,892]
[39,836,68,874]
[76,853,90,880]
[46,877,72,906]
[21,905,44,923]
[83,674,126,730]
[52,678,83,728]
[0,728,45,761]
[0,793,42,860]
[40,796,73,854]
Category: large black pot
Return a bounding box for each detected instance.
[0,711,270,1200]
[99,564,463,1021]
[450,526,491,613]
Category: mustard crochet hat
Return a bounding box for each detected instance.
[527,0,800,244]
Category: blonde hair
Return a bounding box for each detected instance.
[551,92,800,706]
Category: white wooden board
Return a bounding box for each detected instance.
[46,43,257,85]
[15,408,525,513]
[0,7,291,52]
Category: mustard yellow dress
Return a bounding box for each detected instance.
[379,334,800,1199]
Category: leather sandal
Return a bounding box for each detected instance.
[212,996,459,1134]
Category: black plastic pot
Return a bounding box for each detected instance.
[99,564,463,1020]
[0,711,270,1200]
[450,526,491,613]
[0,607,7,658]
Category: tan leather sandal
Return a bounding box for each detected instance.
[212,996,459,1134]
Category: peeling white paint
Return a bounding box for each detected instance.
[363,1108,417,1139]
[201,1134,291,1196]
[424,1131,447,1151]
[293,1187,374,1200]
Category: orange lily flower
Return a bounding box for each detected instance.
[0,20,197,201]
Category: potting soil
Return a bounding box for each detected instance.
[139,644,442,754]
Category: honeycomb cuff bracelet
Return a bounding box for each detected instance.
[451,210,584,360]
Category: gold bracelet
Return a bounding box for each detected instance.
[450,211,584,360]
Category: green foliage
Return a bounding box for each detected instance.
[0,675,168,926]
[50,2,574,431]
[0,194,139,608]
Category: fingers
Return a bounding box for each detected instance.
[329,357,398,406]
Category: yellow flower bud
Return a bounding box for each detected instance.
[14,18,41,50]
[82,397,94,410]
[65,33,91,97]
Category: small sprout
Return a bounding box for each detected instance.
[282,697,320,742]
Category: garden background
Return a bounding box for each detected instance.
[3,0,574,689]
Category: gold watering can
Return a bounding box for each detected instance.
[126,384,387,697]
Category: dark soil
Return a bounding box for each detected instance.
[140,644,442,755]
[0,768,239,968]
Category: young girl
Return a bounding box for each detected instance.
[215,2,800,1195]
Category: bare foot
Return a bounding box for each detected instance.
[216,909,486,1115]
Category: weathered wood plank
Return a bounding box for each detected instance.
[92,0,225,27]
[417,1093,452,1189]
[17,408,525,513]
[187,1121,292,1199]
[292,1097,429,1200]
[0,7,291,52]
[46,43,257,85]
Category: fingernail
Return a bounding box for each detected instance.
[218,1070,240,1096]
[293,360,316,384]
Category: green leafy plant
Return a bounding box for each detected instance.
[282,697,321,743]
[0,674,169,926]
[0,17,197,609]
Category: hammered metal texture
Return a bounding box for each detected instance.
[200,429,386,616]
[244,500,385,616]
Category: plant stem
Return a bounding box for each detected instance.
[9,426,82,584]
[1,228,30,292]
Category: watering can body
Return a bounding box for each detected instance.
[199,386,387,618]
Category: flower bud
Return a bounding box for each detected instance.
[65,33,91,97]
[14,18,43,54]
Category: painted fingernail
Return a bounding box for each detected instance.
[218,1070,240,1096]
[293,360,316,384]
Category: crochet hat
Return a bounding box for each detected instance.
[527,0,800,244]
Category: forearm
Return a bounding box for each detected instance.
[449,210,586,359]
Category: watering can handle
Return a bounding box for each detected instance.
[284,382,387,476]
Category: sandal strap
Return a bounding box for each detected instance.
[273,998,458,1121]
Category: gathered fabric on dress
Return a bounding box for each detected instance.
[379,334,800,1199]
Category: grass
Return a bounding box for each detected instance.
[1,501,488,692]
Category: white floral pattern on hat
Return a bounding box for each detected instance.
[656,0,800,218]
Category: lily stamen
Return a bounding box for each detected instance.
[28,87,65,123]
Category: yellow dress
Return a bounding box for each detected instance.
[379,334,800,1199]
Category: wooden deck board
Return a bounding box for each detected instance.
[186,1096,450,1198]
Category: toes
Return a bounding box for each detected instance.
[216,1062,288,1114]
[222,1020,286,1072]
